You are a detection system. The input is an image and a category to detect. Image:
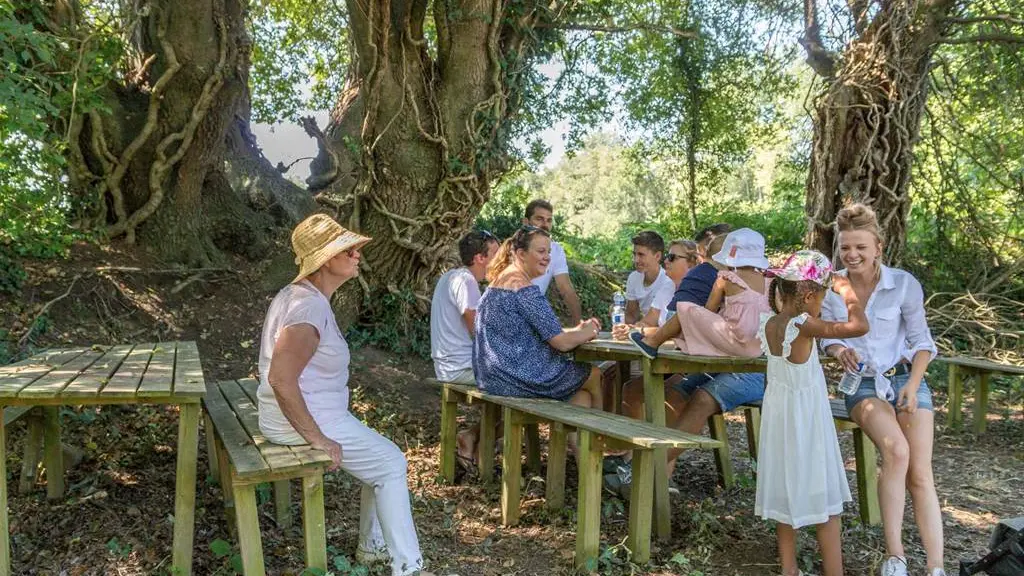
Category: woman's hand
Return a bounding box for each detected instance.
[611,323,632,340]
[833,346,861,373]
[896,384,919,414]
[578,318,599,341]
[310,434,343,471]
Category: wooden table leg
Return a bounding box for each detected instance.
[947,364,963,429]
[19,410,43,494]
[172,403,201,576]
[0,408,11,575]
[614,361,631,415]
[642,359,671,540]
[626,448,654,563]
[974,371,990,435]
[574,430,603,570]
[42,407,64,500]
[709,414,734,488]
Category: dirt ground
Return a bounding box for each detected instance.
[1,242,1022,575]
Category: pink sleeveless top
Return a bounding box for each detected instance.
[673,270,771,357]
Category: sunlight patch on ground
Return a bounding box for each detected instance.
[944,505,1000,530]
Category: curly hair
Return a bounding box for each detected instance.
[768,277,827,314]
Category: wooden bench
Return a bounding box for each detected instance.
[2,406,41,494]
[433,380,721,568]
[710,398,880,525]
[938,355,1024,434]
[203,379,333,576]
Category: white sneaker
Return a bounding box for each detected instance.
[355,547,389,565]
[880,556,908,576]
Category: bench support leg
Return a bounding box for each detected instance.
[575,430,603,570]
[0,408,11,575]
[743,406,761,471]
[947,364,963,429]
[525,423,542,474]
[501,407,523,526]
[274,480,292,529]
[546,422,567,511]
[440,387,458,484]
[216,438,237,538]
[172,402,201,576]
[642,361,671,541]
[42,407,64,500]
[627,448,654,564]
[204,413,220,485]
[974,371,990,435]
[709,413,734,488]
[233,484,266,576]
[614,361,631,414]
[478,403,499,482]
[853,428,881,525]
[19,411,43,494]
[302,474,327,571]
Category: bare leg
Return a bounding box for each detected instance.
[851,398,909,559]
[622,375,687,424]
[776,523,799,576]
[816,515,844,576]
[666,389,720,477]
[898,408,944,571]
[457,425,479,461]
[577,367,604,410]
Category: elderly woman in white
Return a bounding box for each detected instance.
[821,204,944,576]
[257,214,433,576]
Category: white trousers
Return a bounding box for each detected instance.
[319,412,424,576]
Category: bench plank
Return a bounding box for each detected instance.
[18,349,106,398]
[173,341,206,397]
[62,344,135,398]
[100,343,155,397]
[137,343,176,397]
[203,383,269,477]
[434,381,719,450]
[219,380,305,473]
[0,348,90,398]
[229,379,331,468]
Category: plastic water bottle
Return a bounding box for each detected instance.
[611,292,626,327]
[838,362,865,395]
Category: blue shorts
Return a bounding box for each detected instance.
[670,372,765,413]
[844,372,934,413]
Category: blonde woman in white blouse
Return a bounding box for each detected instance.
[820,204,945,576]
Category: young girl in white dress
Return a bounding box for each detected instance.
[756,250,869,576]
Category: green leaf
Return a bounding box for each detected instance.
[209,539,232,558]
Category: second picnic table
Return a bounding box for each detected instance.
[575,334,767,540]
[0,341,206,576]
[938,355,1024,434]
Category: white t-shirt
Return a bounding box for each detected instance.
[257,280,350,445]
[626,268,676,321]
[532,240,569,294]
[430,267,481,381]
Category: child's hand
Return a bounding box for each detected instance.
[832,276,857,301]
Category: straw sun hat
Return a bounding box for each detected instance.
[291,214,372,283]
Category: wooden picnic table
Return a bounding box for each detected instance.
[938,355,1024,434]
[0,342,206,576]
[575,334,767,540]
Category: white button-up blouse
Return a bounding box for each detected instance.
[820,265,937,399]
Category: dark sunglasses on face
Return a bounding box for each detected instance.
[664,253,687,262]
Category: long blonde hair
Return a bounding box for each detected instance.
[486,227,550,283]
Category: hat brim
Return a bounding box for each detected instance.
[292,232,372,283]
[712,252,771,270]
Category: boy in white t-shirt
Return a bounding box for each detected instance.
[524,199,582,324]
[624,230,675,324]
[430,230,499,383]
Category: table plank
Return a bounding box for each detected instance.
[100,343,155,398]
[172,341,206,397]
[219,380,304,472]
[203,382,268,477]
[938,355,1024,376]
[0,348,90,398]
[17,348,107,398]
[137,343,176,398]
[62,344,136,398]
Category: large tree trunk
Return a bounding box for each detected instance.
[305,0,548,322]
[55,0,311,265]
[801,0,957,264]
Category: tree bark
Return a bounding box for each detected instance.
[802,0,958,264]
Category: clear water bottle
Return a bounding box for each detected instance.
[838,362,865,395]
[611,291,626,327]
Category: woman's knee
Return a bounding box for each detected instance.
[880,436,910,472]
[906,461,935,492]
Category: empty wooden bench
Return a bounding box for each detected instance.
[432,380,721,568]
[203,379,333,576]
[708,398,880,525]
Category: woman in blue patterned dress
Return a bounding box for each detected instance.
[473,226,603,409]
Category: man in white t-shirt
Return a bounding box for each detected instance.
[430,230,499,383]
[624,230,676,325]
[523,199,582,324]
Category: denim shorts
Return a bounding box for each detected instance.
[844,372,933,413]
[670,372,766,412]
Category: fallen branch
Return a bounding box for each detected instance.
[18,274,83,346]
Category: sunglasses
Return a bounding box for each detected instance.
[664,253,691,263]
[478,229,498,242]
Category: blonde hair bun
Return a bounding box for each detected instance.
[836,202,883,242]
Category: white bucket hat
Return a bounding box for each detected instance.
[712,228,770,269]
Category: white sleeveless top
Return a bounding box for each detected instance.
[257,280,351,445]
